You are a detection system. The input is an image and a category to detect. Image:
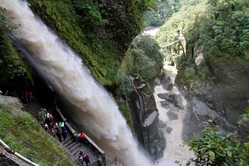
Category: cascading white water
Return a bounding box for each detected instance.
[0,0,152,165]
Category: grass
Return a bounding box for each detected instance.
[0,103,75,166]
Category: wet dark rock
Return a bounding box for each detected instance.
[174,94,184,109]
[160,100,170,108]
[156,130,166,160]
[169,107,179,112]
[167,111,178,120]
[167,94,175,103]
[158,93,168,100]
[154,77,161,86]
[161,76,171,85]
[178,56,249,140]
[159,120,167,128]
[158,93,176,103]
[166,126,172,133]
[163,83,173,90]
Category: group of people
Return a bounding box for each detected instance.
[42,109,67,142]
[40,109,93,165]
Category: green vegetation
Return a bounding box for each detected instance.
[186,0,249,59]
[127,35,163,80]
[0,7,15,30]
[188,120,249,165]
[26,0,118,86]
[241,105,249,122]
[115,76,134,97]
[0,7,33,90]
[0,103,75,166]
[144,0,181,26]
[144,0,203,27]
[156,0,249,89]
[118,102,134,131]
[155,0,208,79]
[116,35,163,129]
[156,1,249,164]
[72,0,106,37]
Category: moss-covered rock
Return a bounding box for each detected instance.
[0,28,33,91]
[127,35,164,80]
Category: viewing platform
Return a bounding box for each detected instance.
[25,102,105,166]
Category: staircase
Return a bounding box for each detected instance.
[25,103,103,166]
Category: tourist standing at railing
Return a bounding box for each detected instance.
[78,132,88,144]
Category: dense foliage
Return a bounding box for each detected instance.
[72,0,105,37]
[157,0,249,62]
[188,120,249,165]
[143,0,203,27]
[144,0,180,27]
[128,35,164,80]
[186,0,249,59]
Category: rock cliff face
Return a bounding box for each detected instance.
[96,0,144,52]
[128,90,165,161]
[177,54,249,141]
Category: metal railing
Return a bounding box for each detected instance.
[0,139,40,166]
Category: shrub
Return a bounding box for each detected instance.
[188,120,248,166]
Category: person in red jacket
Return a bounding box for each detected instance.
[78,132,88,144]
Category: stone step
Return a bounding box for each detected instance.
[72,145,82,156]
[69,143,81,153]
[66,141,78,150]
[30,109,39,116]
[26,103,41,112]
[63,137,75,147]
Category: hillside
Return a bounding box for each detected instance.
[156,0,249,140]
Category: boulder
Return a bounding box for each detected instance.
[167,111,178,120]
[166,126,173,133]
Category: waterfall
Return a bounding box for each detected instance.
[0,0,152,165]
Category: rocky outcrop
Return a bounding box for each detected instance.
[0,95,24,116]
[177,55,249,141]
[128,88,165,162]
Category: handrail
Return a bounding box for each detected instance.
[54,103,105,164]
[84,135,105,155]
[0,139,40,166]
